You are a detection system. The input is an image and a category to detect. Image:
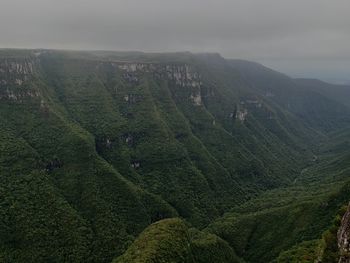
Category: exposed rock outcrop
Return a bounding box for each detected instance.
[108,61,203,106]
[0,57,40,101]
[0,87,40,101]
[190,89,202,106]
[338,203,350,263]
[236,107,248,121]
[112,62,202,88]
[0,59,35,75]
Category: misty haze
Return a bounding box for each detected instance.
[1,1,350,263]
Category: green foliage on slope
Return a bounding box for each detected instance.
[113,218,194,263]
[0,49,350,263]
[113,218,242,263]
[276,240,322,263]
[206,131,350,262]
[275,205,348,263]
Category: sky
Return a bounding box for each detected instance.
[1,0,350,83]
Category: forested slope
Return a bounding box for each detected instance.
[0,49,349,262]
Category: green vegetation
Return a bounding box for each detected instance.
[276,240,321,262]
[0,49,350,262]
[113,218,242,263]
[113,218,194,263]
[275,205,348,262]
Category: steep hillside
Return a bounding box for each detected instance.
[0,49,349,262]
[229,59,350,132]
[113,218,242,263]
[207,128,350,262]
[295,78,350,109]
[0,51,177,263]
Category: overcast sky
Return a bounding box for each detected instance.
[1,0,349,83]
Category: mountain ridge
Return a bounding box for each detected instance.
[1,49,349,262]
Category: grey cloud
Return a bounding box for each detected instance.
[1,0,350,82]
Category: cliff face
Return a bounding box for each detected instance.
[338,203,350,263]
[0,57,40,101]
[2,49,350,263]
[107,61,203,106]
